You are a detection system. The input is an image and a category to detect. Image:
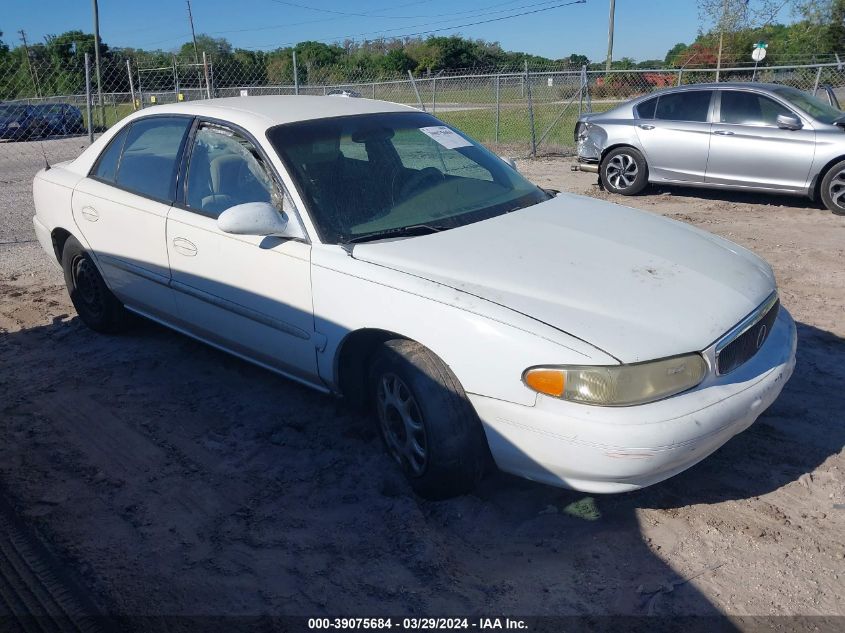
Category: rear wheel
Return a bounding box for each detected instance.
[369,339,487,499]
[820,159,845,215]
[601,147,649,195]
[61,236,128,333]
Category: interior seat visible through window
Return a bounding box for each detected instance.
[185,124,274,217]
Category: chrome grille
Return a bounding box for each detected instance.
[716,297,780,375]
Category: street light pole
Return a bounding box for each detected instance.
[605,0,616,74]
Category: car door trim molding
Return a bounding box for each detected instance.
[101,254,311,341]
[169,279,312,341]
[98,254,171,286]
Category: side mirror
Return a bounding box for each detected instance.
[217,201,305,240]
[776,114,803,131]
[500,156,518,171]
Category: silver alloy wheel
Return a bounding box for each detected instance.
[376,372,428,476]
[605,153,639,190]
[828,168,845,210]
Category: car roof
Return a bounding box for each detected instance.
[648,82,790,94]
[137,95,417,128]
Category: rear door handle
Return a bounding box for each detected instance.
[638,124,655,130]
[713,130,735,136]
[172,237,197,257]
[80,206,99,222]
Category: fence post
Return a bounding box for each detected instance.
[432,77,437,113]
[202,51,212,99]
[293,51,299,95]
[127,59,137,110]
[173,56,180,102]
[677,68,683,87]
[813,65,823,95]
[408,70,426,112]
[84,52,94,142]
[372,82,376,99]
[525,60,536,158]
[495,74,500,144]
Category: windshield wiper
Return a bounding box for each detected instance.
[344,223,449,244]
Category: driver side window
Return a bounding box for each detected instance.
[185,124,277,218]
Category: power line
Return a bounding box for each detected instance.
[134,0,534,48]
[244,0,587,50]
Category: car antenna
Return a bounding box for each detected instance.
[38,142,51,171]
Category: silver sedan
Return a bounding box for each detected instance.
[575,82,845,214]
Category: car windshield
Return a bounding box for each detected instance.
[0,105,28,118]
[772,86,842,123]
[267,111,549,243]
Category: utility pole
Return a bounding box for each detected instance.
[715,0,728,82]
[18,29,42,98]
[186,0,200,64]
[92,0,105,129]
[605,0,616,74]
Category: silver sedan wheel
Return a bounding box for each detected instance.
[605,153,639,190]
[828,169,845,211]
[376,372,428,476]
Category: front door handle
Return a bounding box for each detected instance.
[172,237,197,257]
[638,124,655,130]
[80,206,99,222]
[713,130,735,136]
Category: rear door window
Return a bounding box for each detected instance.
[636,97,658,119]
[92,126,130,182]
[654,91,713,122]
[114,116,192,201]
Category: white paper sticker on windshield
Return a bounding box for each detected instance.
[419,126,472,149]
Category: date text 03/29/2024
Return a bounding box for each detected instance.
[307,617,528,630]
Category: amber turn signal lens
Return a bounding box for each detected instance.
[523,368,566,397]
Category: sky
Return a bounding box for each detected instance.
[2,0,797,62]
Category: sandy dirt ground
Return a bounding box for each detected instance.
[0,151,844,624]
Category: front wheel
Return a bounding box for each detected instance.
[820,159,845,215]
[370,339,488,500]
[61,236,129,333]
[601,147,649,195]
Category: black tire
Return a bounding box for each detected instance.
[369,339,487,500]
[820,159,845,215]
[61,236,128,333]
[601,146,649,195]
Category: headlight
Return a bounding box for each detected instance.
[523,353,708,406]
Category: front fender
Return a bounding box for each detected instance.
[312,246,616,406]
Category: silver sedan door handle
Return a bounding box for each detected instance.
[172,237,197,257]
[638,124,655,130]
[713,130,735,136]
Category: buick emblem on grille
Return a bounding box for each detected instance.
[756,324,768,349]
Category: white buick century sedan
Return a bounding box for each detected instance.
[33,96,797,499]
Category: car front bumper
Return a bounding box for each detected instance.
[469,307,797,493]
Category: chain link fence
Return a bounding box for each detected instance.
[4,55,845,239]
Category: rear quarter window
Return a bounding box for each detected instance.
[636,97,658,119]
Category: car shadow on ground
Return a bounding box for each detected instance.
[0,305,841,627]
[644,183,828,211]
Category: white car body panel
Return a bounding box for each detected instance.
[31,96,797,493]
[166,207,318,383]
[72,177,178,320]
[352,192,775,363]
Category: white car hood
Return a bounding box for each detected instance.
[352,193,775,363]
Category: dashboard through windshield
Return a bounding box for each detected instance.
[267,111,548,243]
